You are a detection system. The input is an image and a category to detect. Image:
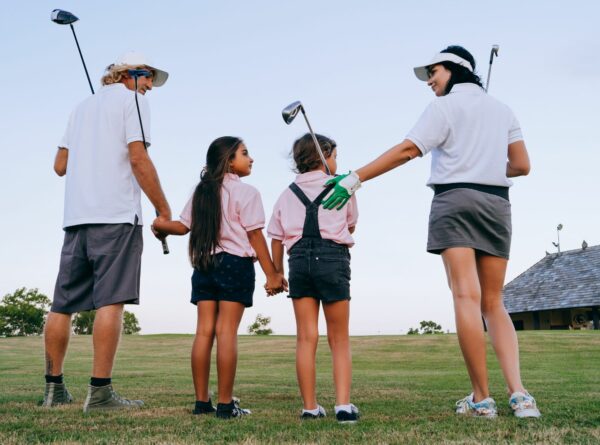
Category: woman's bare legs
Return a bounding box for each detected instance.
[477,254,526,395]
[442,247,489,402]
[293,297,320,410]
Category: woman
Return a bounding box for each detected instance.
[323,45,540,418]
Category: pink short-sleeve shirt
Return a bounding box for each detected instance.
[267,171,358,252]
[180,173,265,258]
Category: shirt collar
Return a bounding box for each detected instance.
[295,170,329,183]
[448,83,484,94]
[224,173,241,182]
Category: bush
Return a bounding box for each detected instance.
[406,320,444,335]
[0,288,51,337]
[247,314,273,335]
[73,310,141,335]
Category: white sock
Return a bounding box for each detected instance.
[302,406,321,415]
[335,404,352,414]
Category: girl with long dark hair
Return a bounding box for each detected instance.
[152,136,286,418]
[323,46,540,418]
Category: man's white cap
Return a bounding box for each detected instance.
[413,52,473,81]
[114,51,169,87]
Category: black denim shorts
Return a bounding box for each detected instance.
[288,238,351,302]
[191,252,255,307]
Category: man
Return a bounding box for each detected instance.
[42,51,171,413]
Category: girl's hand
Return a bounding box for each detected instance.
[264,272,287,296]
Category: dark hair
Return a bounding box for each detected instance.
[437,45,483,95]
[189,136,242,270]
[291,133,336,173]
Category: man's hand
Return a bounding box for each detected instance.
[322,171,361,210]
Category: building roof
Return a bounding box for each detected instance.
[503,244,600,313]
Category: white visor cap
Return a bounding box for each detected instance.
[114,51,169,87]
[413,52,473,81]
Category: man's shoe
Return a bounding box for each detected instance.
[335,403,360,424]
[509,391,541,418]
[455,393,497,418]
[300,404,326,419]
[40,382,73,407]
[82,384,144,413]
[193,399,216,415]
[216,399,251,419]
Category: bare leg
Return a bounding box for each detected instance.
[92,304,124,378]
[292,297,320,410]
[477,254,526,395]
[192,301,217,401]
[323,300,351,406]
[442,248,489,402]
[215,301,245,404]
[44,312,73,375]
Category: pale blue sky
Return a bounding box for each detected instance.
[1,1,598,334]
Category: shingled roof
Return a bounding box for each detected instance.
[503,244,600,313]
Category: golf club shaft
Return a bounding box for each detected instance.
[134,77,169,255]
[69,24,94,94]
[300,110,331,175]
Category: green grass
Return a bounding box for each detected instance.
[1,332,599,444]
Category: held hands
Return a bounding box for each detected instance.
[322,171,361,210]
[264,272,288,296]
[151,216,170,240]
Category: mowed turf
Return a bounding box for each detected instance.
[0,332,599,444]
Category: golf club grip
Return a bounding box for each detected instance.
[161,238,170,255]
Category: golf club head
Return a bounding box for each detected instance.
[128,69,153,78]
[282,101,303,125]
[51,9,79,25]
[492,45,500,57]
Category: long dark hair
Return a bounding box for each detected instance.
[291,133,336,173]
[438,45,483,95]
[189,136,242,270]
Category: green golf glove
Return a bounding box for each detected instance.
[322,171,361,210]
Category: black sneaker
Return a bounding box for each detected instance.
[40,382,73,407]
[300,404,326,420]
[216,399,251,419]
[193,399,216,415]
[335,404,360,424]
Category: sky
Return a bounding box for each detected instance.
[1,1,598,335]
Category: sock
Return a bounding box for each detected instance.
[195,399,212,408]
[335,404,353,414]
[45,374,63,384]
[90,377,112,387]
[302,406,321,415]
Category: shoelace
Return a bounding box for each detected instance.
[511,396,534,410]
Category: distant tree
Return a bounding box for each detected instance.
[406,320,444,335]
[0,288,51,337]
[419,320,443,334]
[247,314,273,335]
[73,310,141,335]
[123,311,141,334]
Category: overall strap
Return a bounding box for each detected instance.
[288,182,335,239]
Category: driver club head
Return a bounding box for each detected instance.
[492,44,500,57]
[282,101,303,125]
[51,9,79,25]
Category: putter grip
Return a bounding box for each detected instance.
[161,238,169,255]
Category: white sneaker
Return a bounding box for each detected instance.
[509,391,541,418]
[455,393,497,418]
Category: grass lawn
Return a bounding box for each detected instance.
[1,331,599,444]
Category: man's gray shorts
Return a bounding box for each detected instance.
[52,223,143,314]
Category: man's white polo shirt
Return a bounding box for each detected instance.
[406,83,523,188]
[59,83,151,228]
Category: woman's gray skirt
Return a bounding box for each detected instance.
[427,188,512,259]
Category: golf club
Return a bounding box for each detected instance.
[282,101,331,175]
[129,69,170,255]
[51,9,95,94]
[485,44,499,92]
[51,10,169,254]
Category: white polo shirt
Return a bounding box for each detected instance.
[406,83,523,188]
[58,83,151,228]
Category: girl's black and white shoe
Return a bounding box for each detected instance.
[300,404,326,419]
[335,403,360,424]
[216,399,251,419]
